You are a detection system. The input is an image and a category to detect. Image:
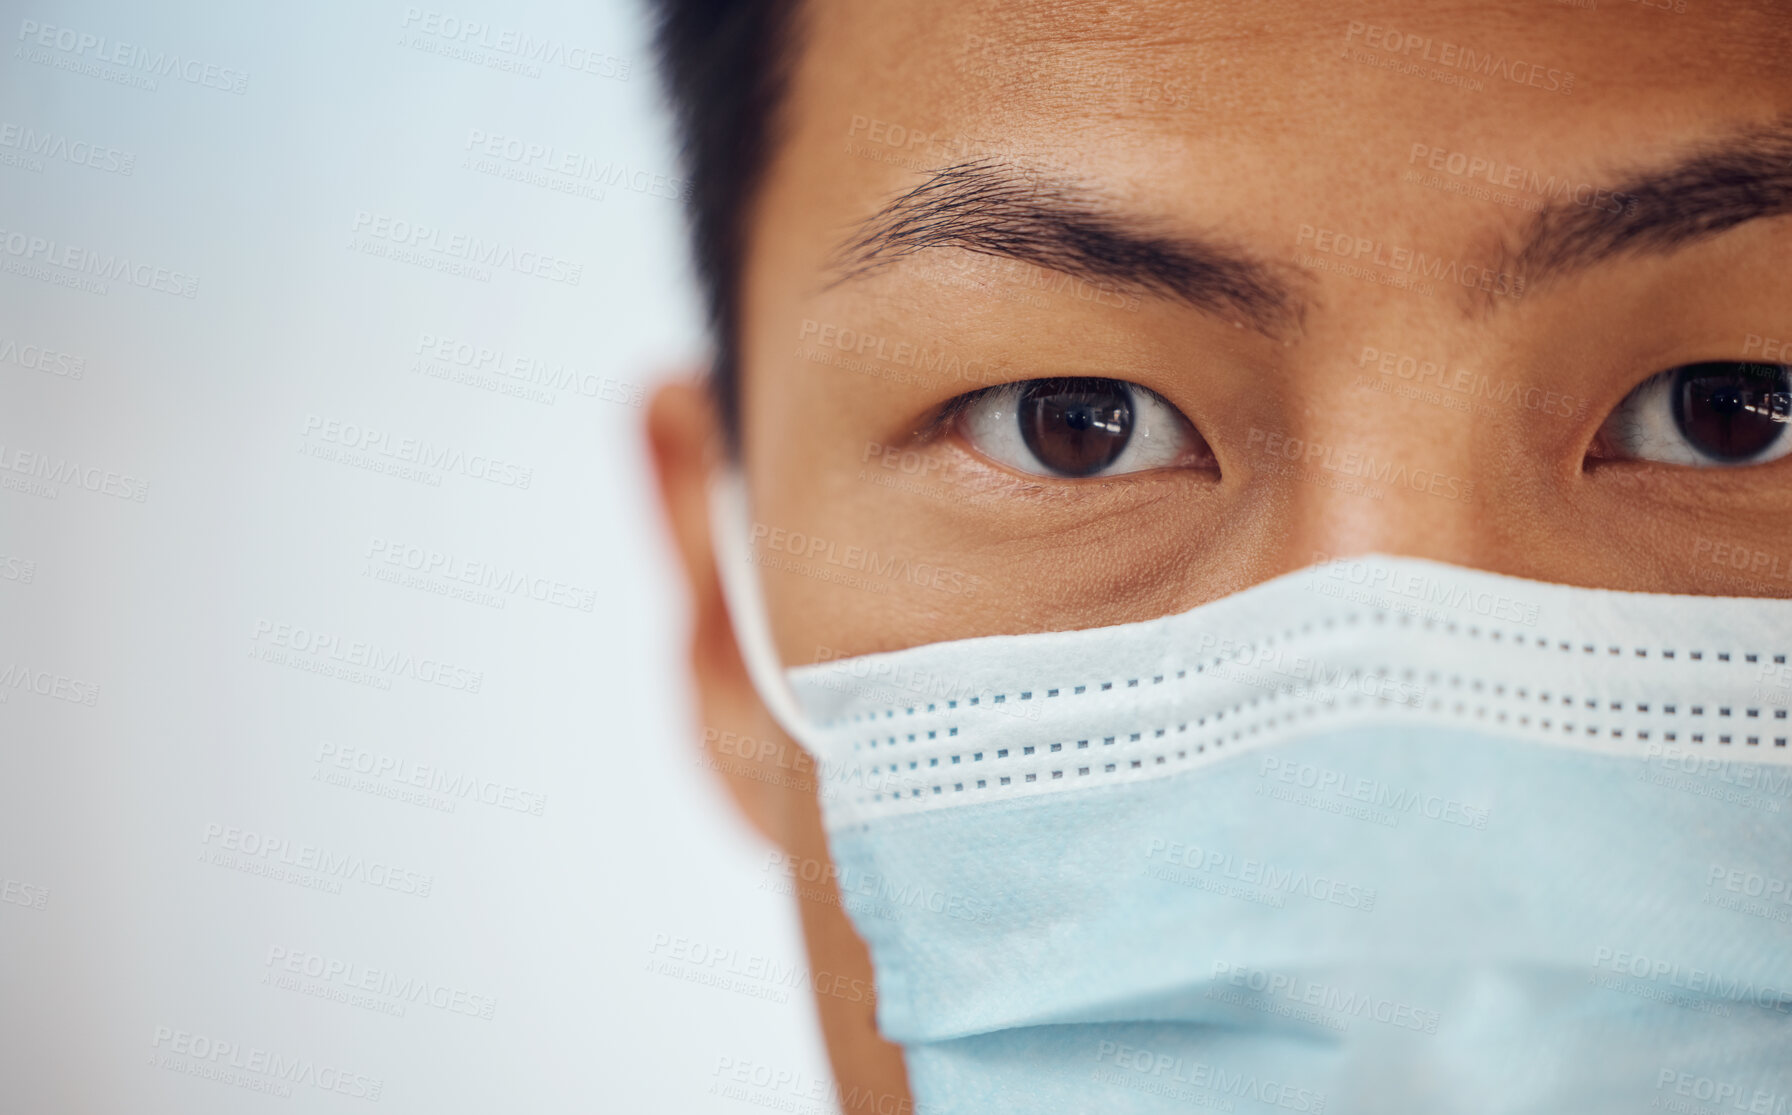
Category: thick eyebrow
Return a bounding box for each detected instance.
[826,159,1306,339]
[1504,118,1792,291]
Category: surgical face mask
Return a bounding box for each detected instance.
[710,473,1792,1114]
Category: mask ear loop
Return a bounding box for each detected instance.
[706,468,810,742]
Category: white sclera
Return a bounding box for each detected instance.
[1603,367,1792,467]
[961,381,1202,477]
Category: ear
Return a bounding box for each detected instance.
[644,376,914,1102]
[644,376,802,849]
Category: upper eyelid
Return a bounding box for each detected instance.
[926,377,1187,435]
[917,382,1016,441]
[1600,361,1792,469]
[1621,361,1792,403]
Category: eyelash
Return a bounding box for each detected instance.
[923,380,1183,433]
[919,388,992,442]
[1596,361,1792,468]
[924,360,1792,480]
[929,377,1213,480]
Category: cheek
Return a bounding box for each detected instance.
[753,465,1251,664]
[1651,522,1792,598]
[1569,468,1792,597]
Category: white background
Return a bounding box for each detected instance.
[0,1,835,1110]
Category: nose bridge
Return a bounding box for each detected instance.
[1246,322,1491,571]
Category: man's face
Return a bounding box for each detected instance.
[738,0,1792,668]
[649,0,1792,1098]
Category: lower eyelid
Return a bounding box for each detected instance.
[1597,364,1792,469]
[923,384,1019,442]
[945,379,1214,480]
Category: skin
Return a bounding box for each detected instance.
[647,0,1792,1101]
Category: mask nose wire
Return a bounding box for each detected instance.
[706,468,811,742]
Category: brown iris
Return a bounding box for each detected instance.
[1671,363,1790,462]
[1017,378,1134,477]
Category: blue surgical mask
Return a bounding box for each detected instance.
[711,473,1792,1114]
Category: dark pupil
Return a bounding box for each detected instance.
[1018,378,1134,477]
[1672,362,1790,461]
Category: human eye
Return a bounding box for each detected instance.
[945,377,1217,479]
[1591,362,1791,467]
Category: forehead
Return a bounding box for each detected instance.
[760,0,1792,254]
[792,0,1786,130]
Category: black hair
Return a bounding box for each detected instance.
[648,0,806,455]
